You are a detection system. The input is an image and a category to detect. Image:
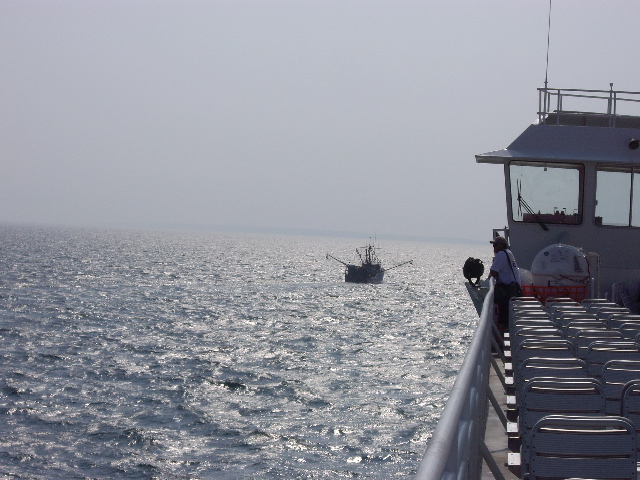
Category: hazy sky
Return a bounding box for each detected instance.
[2,1,640,242]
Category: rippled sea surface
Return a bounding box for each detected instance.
[0,225,485,479]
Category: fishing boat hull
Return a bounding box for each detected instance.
[345,264,384,284]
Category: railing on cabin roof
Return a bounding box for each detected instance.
[538,85,640,127]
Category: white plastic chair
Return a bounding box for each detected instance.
[603,360,640,415]
[525,415,637,480]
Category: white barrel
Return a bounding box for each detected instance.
[530,244,589,287]
[519,268,533,286]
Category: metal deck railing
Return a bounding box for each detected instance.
[414,280,507,480]
[538,85,640,128]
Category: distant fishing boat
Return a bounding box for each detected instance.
[326,242,412,284]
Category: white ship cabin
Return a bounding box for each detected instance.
[477,86,640,309]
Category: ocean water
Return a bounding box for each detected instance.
[0,225,485,479]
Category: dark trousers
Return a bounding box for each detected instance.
[495,297,510,331]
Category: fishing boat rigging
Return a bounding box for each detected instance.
[326,242,412,284]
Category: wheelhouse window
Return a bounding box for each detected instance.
[595,165,640,227]
[509,161,583,225]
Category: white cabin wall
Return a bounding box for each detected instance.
[505,160,640,304]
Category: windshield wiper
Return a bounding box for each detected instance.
[517,180,549,231]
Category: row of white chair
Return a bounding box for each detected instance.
[504,297,640,479]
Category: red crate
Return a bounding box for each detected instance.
[521,285,588,304]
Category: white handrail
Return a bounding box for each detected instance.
[538,86,640,125]
[414,280,495,480]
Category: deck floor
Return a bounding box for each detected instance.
[481,354,517,480]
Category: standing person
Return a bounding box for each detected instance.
[488,236,521,331]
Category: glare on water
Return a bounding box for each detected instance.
[0,225,484,479]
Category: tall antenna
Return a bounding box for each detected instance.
[544,0,552,89]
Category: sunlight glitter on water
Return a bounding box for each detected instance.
[0,225,486,479]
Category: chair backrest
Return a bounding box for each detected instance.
[510,308,550,326]
[603,360,640,415]
[546,297,579,306]
[511,309,550,318]
[556,312,598,328]
[511,318,556,335]
[511,299,544,309]
[514,339,577,370]
[621,380,640,453]
[526,415,637,480]
[511,310,550,322]
[548,301,583,312]
[608,314,640,330]
[564,320,608,339]
[596,307,632,321]
[581,298,610,306]
[549,305,588,324]
[512,298,543,305]
[512,317,554,325]
[515,357,588,402]
[587,341,640,379]
[510,299,544,315]
[586,302,623,313]
[510,327,564,352]
[574,329,624,359]
[619,322,640,339]
[519,378,605,437]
